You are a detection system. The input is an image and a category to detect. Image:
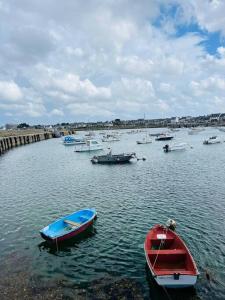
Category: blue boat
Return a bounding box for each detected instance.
[40,209,97,242]
[62,135,85,145]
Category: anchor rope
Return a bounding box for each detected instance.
[152,226,169,269]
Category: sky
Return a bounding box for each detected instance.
[0,0,225,125]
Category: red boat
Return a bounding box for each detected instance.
[144,224,199,288]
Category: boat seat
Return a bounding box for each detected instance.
[64,219,81,227]
[155,269,194,275]
[151,237,174,242]
[147,249,186,255]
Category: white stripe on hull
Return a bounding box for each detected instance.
[155,274,197,288]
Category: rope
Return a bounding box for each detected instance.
[152,226,172,300]
[152,237,164,269]
[152,226,168,269]
[162,286,173,300]
[55,237,59,252]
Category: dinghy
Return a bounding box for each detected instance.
[136,137,152,144]
[163,143,187,152]
[144,224,199,288]
[203,136,221,145]
[40,209,97,242]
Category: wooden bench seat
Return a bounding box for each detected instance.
[64,219,81,227]
[155,269,195,275]
[147,249,186,255]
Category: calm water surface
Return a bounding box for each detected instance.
[0,128,225,299]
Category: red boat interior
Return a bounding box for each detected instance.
[145,226,196,276]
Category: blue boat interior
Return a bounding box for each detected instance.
[40,209,95,238]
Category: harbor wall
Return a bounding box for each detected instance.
[0,132,53,156]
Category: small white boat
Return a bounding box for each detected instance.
[203,136,221,145]
[75,139,103,152]
[136,137,152,144]
[188,128,204,135]
[218,128,225,132]
[102,134,120,142]
[163,143,187,152]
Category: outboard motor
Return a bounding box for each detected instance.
[163,144,169,152]
[166,219,177,231]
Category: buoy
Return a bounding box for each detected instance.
[166,219,177,231]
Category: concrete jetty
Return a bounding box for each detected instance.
[0,132,54,156]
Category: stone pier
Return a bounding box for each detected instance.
[0,132,53,156]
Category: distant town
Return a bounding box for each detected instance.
[1,113,225,133]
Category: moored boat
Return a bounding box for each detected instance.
[102,134,120,142]
[62,135,85,146]
[188,128,204,135]
[136,135,152,144]
[155,134,174,141]
[40,209,97,242]
[203,136,221,145]
[91,150,136,164]
[163,143,187,152]
[75,139,103,152]
[144,224,199,288]
[218,127,225,132]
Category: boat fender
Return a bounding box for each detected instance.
[174,273,180,280]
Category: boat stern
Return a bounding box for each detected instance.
[155,274,198,288]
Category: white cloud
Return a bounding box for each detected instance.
[0,80,23,101]
[50,108,64,116]
[0,0,225,122]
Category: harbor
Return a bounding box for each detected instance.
[0,127,225,299]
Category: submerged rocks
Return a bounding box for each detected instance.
[0,255,144,300]
[82,277,144,300]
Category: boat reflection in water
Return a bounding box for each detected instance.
[38,226,97,254]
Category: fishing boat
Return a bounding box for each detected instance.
[155,134,174,141]
[144,224,199,288]
[203,136,221,145]
[136,137,152,144]
[91,149,136,164]
[75,139,103,152]
[163,143,187,152]
[40,209,97,242]
[62,135,85,146]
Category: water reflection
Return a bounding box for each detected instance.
[38,226,97,255]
